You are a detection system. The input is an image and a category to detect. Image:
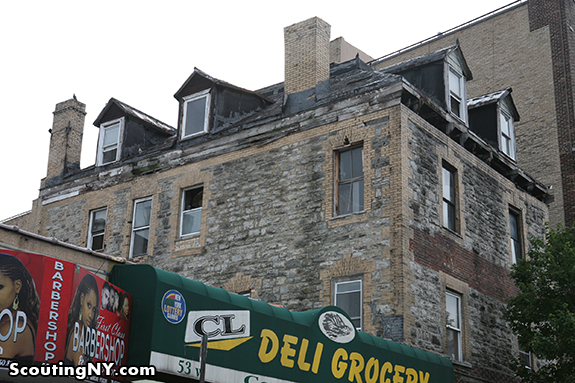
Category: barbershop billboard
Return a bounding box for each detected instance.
[111,264,453,383]
[0,249,131,379]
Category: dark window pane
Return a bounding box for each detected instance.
[91,234,104,251]
[339,150,352,181]
[443,201,455,231]
[132,229,149,256]
[184,188,203,210]
[451,97,461,118]
[509,213,518,240]
[184,97,207,136]
[336,291,361,318]
[102,149,117,164]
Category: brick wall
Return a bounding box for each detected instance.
[284,17,331,95]
[46,98,86,182]
[373,1,565,227]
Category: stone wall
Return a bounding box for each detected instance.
[31,93,548,382]
[404,110,547,382]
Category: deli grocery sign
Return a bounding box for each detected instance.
[0,249,130,379]
[111,264,454,383]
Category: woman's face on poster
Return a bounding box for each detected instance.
[101,288,110,310]
[81,289,98,327]
[122,297,129,318]
[0,272,21,311]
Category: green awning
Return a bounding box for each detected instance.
[110,264,453,383]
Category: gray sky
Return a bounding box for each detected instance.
[0,0,516,221]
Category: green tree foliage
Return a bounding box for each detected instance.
[504,224,575,382]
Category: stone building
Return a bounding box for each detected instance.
[371,0,575,228]
[11,14,549,383]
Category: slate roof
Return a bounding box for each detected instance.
[379,44,473,80]
[467,88,519,121]
[93,98,176,135]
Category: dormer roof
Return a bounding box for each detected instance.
[93,98,176,136]
[380,44,473,80]
[468,88,519,121]
[174,68,273,104]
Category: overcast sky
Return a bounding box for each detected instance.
[0,0,517,221]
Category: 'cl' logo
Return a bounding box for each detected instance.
[185,310,250,343]
[193,314,245,338]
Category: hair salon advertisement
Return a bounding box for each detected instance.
[0,249,131,382]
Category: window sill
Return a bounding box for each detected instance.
[178,232,200,240]
[442,226,463,239]
[174,233,202,257]
[329,210,367,221]
[180,131,208,141]
[451,360,472,369]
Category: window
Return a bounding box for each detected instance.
[97,119,123,165]
[519,343,532,369]
[448,67,465,120]
[182,89,210,138]
[446,291,462,362]
[336,145,364,216]
[509,210,523,263]
[500,110,516,159]
[130,197,153,258]
[180,186,203,237]
[87,208,107,251]
[335,280,362,330]
[442,165,457,232]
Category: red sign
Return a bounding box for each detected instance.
[0,249,130,376]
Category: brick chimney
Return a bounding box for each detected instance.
[46,97,86,180]
[284,17,331,95]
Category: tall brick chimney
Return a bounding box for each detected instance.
[46,97,86,181]
[284,17,331,95]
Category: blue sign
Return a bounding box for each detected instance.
[162,289,186,324]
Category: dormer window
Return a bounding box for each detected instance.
[97,118,123,165]
[500,109,516,160]
[448,66,465,121]
[182,89,210,139]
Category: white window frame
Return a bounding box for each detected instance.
[442,165,457,232]
[180,186,203,237]
[334,279,363,331]
[499,109,516,160]
[446,290,462,362]
[448,66,466,122]
[509,210,523,264]
[181,89,211,139]
[87,207,107,251]
[97,118,124,166]
[130,196,153,258]
[519,343,532,369]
